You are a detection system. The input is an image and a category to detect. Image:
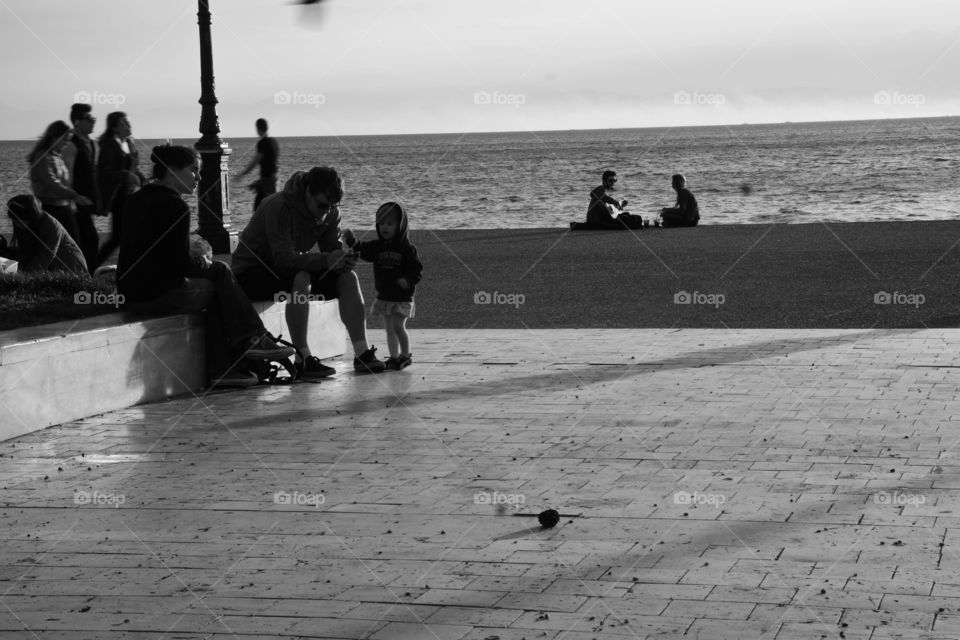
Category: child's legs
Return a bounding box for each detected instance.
[384,312,400,358]
[392,313,410,355]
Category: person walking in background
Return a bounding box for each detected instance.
[61,103,101,271]
[342,202,423,371]
[117,144,295,388]
[6,195,87,275]
[659,174,700,228]
[96,111,144,268]
[231,166,386,378]
[238,117,279,212]
[27,120,92,244]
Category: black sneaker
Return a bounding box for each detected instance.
[395,353,412,370]
[296,355,336,380]
[384,356,401,371]
[354,347,386,374]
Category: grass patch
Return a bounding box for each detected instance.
[0,271,122,332]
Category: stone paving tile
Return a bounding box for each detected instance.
[3,328,960,639]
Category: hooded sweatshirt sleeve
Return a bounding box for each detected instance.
[402,243,423,286]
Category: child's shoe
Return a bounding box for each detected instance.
[354,347,386,374]
[384,356,400,371]
[396,353,412,370]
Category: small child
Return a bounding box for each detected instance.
[343,202,423,370]
[659,174,700,228]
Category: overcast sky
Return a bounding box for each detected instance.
[1,0,958,140]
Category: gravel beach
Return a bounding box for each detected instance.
[351,221,960,329]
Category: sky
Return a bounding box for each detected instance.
[1,0,959,140]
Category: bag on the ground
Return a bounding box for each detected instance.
[247,334,301,384]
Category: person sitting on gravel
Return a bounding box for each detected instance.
[6,194,87,275]
[117,144,295,388]
[231,166,386,379]
[659,174,700,228]
[586,170,641,229]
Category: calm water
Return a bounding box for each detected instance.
[2,117,958,237]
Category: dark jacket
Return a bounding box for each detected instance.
[70,136,100,208]
[97,136,143,217]
[350,202,423,302]
[117,184,207,303]
[231,171,342,275]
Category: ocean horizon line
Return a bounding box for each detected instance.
[2,113,957,144]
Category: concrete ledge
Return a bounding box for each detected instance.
[0,300,345,442]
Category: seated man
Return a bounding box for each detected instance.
[660,174,700,227]
[586,170,639,229]
[6,194,87,275]
[231,166,386,378]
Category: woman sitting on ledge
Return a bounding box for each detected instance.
[6,194,87,275]
[116,144,294,388]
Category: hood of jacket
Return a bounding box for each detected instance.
[375,201,409,244]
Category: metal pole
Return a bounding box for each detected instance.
[195,0,237,254]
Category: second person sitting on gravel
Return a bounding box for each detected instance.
[343,202,423,371]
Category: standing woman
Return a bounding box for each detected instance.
[96,111,144,268]
[117,144,295,388]
[27,120,92,242]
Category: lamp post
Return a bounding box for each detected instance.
[195,0,237,254]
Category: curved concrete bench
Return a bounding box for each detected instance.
[0,299,345,442]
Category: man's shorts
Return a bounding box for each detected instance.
[236,264,342,302]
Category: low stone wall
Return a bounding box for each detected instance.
[0,300,345,442]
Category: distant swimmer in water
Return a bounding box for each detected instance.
[586,170,642,229]
[659,174,700,228]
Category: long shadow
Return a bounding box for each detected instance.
[213,328,906,431]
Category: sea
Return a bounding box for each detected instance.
[2,116,958,237]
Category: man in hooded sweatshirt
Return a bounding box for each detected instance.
[231,166,386,378]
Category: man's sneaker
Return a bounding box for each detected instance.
[385,353,412,371]
[245,333,296,360]
[296,355,336,380]
[354,347,386,374]
[209,366,259,389]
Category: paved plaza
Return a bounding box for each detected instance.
[2,328,960,639]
